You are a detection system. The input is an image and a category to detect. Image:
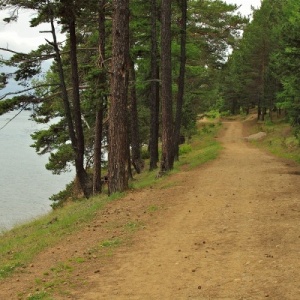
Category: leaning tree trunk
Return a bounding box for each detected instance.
[49,15,77,148]
[108,0,130,194]
[160,0,174,172]
[49,11,89,198]
[174,0,187,161]
[93,0,106,194]
[149,0,160,171]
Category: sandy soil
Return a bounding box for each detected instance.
[1,120,300,300]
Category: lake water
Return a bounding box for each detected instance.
[0,110,74,231]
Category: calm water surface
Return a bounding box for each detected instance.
[0,110,73,231]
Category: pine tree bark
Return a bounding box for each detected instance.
[174,0,187,161]
[108,0,130,194]
[129,57,143,174]
[149,0,160,171]
[49,10,89,198]
[93,0,106,194]
[160,0,174,172]
[49,15,77,148]
[69,19,90,198]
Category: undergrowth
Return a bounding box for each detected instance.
[250,118,300,163]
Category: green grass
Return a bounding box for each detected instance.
[131,122,222,189]
[124,221,143,232]
[0,121,223,280]
[100,238,122,248]
[27,292,52,300]
[0,195,114,279]
[174,123,223,171]
[147,205,159,213]
[50,262,73,274]
[250,119,300,163]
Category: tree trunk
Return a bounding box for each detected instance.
[49,15,77,148]
[49,11,89,198]
[160,0,174,172]
[149,0,160,171]
[174,0,187,161]
[129,57,143,174]
[93,0,106,194]
[93,109,103,194]
[108,0,130,194]
[69,19,90,198]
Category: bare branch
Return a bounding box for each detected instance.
[0,103,29,132]
[0,46,98,65]
[0,47,55,64]
[0,47,27,56]
[0,83,59,100]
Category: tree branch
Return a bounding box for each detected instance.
[0,102,29,131]
[0,83,59,100]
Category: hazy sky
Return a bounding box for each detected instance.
[0,0,262,55]
[0,9,61,56]
[225,0,261,16]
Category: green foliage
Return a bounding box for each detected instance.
[201,123,216,134]
[271,0,300,129]
[179,144,192,155]
[0,97,23,115]
[206,110,220,119]
[141,147,150,160]
[251,120,300,163]
[223,0,300,138]
[46,144,74,174]
[220,110,231,117]
[0,72,7,89]
[0,0,247,199]
[49,182,74,209]
[31,120,70,153]
[222,0,283,115]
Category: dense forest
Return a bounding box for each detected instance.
[0,0,299,204]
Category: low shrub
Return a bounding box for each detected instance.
[179,144,192,155]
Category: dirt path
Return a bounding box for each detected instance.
[1,121,300,299]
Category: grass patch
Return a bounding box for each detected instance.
[159,182,177,189]
[131,122,222,189]
[72,257,85,263]
[179,144,192,155]
[124,221,143,232]
[174,123,222,171]
[129,170,160,190]
[147,205,159,213]
[100,238,122,248]
[250,120,300,163]
[27,291,52,300]
[0,194,116,279]
[50,262,73,274]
